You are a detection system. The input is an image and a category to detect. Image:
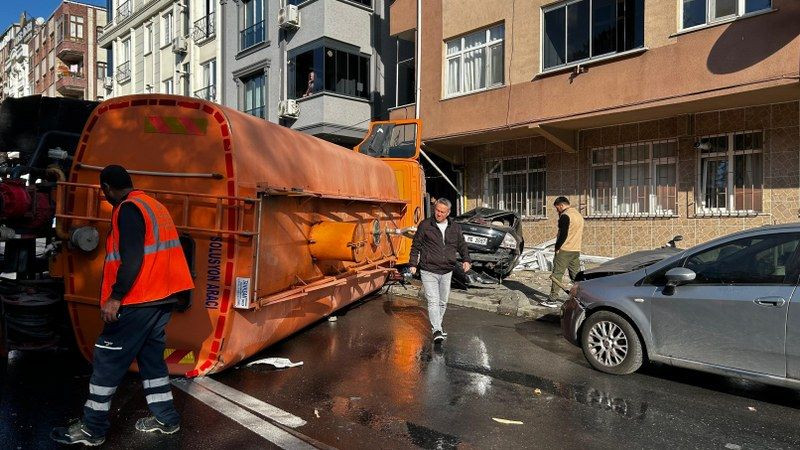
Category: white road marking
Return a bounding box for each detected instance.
[171,379,315,450]
[193,377,307,428]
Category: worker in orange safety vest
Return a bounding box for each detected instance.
[51,165,194,446]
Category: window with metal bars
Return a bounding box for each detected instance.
[484,156,546,218]
[697,131,763,215]
[589,140,678,217]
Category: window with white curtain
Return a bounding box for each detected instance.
[681,0,771,30]
[484,156,546,218]
[589,140,678,217]
[445,24,504,98]
[162,11,174,47]
[697,131,763,214]
[163,78,174,94]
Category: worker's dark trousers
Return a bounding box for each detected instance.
[82,303,179,437]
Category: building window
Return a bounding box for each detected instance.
[69,15,84,40]
[117,0,132,21]
[97,62,106,80]
[484,156,547,218]
[144,23,153,54]
[697,131,763,215]
[195,59,216,101]
[240,0,265,50]
[241,72,266,118]
[56,18,64,43]
[396,37,415,106]
[682,0,771,29]
[162,11,174,47]
[542,0,644,71]
[445,24,504,97]
[289,47,369,100]
[193,0,216,43]
[116,38,131,83]
[163,78,174,94]
[589,140,677,217]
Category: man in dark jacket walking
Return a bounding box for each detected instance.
[409,198,471,343]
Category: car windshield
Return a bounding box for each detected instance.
[360,123,417,158]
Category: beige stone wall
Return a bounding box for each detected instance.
[463,101,800,257]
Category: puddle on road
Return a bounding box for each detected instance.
[406,421,460,449]
[447,361,648,420]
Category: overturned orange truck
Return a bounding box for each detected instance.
[49,94,424,376]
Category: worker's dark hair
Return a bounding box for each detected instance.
[553,196,570,206]
[99,165,133,190]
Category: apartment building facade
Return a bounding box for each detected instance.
[99,0,220,101]
[1,18,39,100]
[220,0,393,146]
[29,1,108,100]
[390,0,800,257]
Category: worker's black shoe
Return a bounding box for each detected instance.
[433,330,444,343]
[50,419,105,446]
[135,416,180,434]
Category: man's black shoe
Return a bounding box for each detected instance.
[433,330,444,343]
[50,419,105,446]
[135,416,180,434]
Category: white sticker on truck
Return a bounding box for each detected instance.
[234,277,251,309]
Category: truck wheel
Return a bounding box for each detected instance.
[580,311,643,375]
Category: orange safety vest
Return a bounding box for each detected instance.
[101,190,194,306]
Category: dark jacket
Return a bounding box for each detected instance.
[409,217,471,275]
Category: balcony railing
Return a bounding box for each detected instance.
[117,1,132,21]
[243,105,265,119]
[56,71,87,95]
[193,12,215,43]
[239,21,265,51]
[588,185,678,218]
[194,85,216,101]
[116,61,130,83]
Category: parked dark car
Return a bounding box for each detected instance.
[453,208,525,278]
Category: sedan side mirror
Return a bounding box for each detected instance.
[663,267,696,295]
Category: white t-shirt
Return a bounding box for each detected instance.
[435,220,447,244]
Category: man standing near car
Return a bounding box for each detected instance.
[409,198,471,343]
[543,196,584,308]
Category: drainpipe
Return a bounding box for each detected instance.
[414,0,421,120]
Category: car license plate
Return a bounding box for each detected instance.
[464,235,488,245]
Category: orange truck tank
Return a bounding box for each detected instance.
[53,94,419,376]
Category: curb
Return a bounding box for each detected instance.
[386,281,562,321]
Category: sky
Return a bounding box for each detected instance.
[0,0,107,31]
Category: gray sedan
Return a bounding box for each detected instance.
[562,224,800,388]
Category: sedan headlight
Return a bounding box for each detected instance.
[500,232,518,249]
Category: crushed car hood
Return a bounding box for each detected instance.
[454,208,521,233]
[577,247,681,280]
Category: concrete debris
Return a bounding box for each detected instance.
[533,388,542,395]
[492,418,524,425]
[513,238,611,272]
[245,357,304,369]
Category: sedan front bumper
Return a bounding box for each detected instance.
[560,297,586,346]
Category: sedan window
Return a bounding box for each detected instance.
[683,233,800,285]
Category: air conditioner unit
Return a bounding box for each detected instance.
[278,99,299,119]
[171,36,188,53]
[102,77,113,89]
[278,5,300,29]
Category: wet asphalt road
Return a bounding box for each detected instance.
[3,292,800,449]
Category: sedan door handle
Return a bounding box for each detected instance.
[754,297,786,307]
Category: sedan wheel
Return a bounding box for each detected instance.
[580,311,643,375]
